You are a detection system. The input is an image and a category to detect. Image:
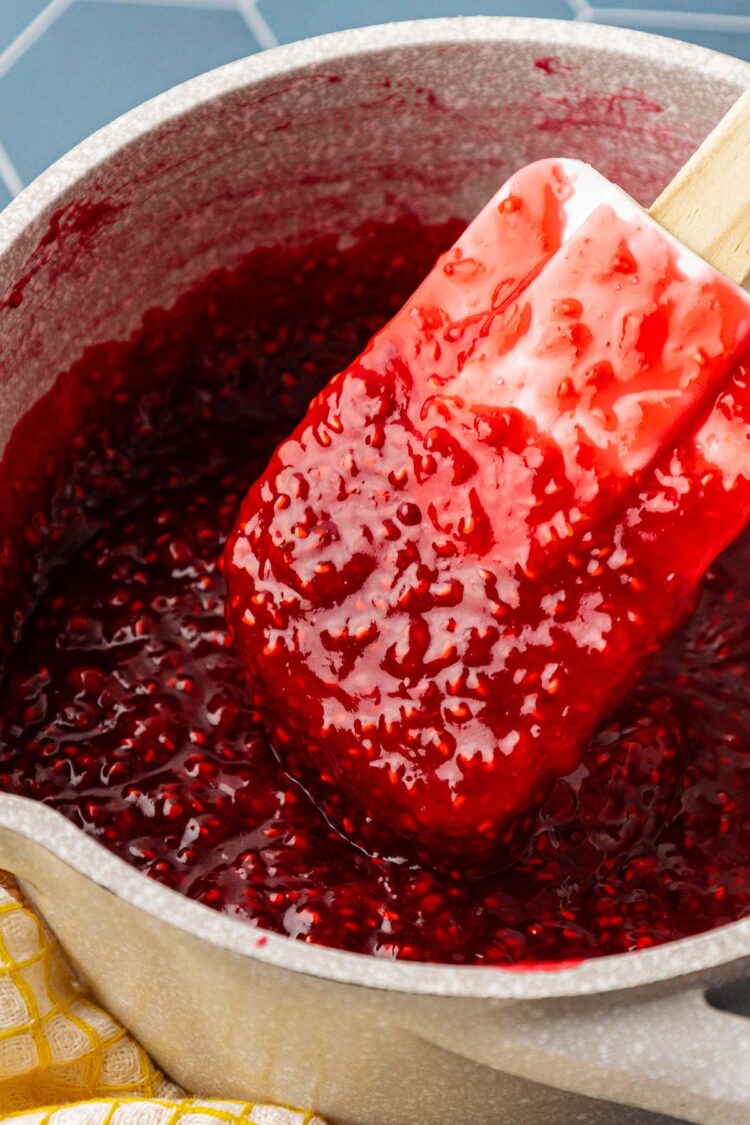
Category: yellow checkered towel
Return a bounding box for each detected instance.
[0,877,326,1124]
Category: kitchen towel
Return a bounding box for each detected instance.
[0,876,327,1123]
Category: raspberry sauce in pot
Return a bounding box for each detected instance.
[1,216,749,967]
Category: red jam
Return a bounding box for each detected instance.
[2,214,750,965]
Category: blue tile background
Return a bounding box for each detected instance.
[0,0,748,201]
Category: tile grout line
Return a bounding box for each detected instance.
[588,7,750,33]
[565,0,594,19]
[235,0,279,50]
[0,0,75,83]
[0,139,24,197]
[79,0,239,8]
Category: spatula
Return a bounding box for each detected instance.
[225,87,750,863]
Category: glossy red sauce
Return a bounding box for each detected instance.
[1,216,750,964]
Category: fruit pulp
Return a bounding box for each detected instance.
[1,216,750,964]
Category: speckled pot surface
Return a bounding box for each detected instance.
[1,17,750,1125]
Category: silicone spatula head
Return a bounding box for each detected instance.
[225,90,750,864]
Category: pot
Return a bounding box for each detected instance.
[0,17,749,1125]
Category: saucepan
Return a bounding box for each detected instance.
[0,17,749,1125]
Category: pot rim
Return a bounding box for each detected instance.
[2,16,750,1002]
[4,792,750,1000]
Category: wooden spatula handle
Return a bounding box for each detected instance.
[649,88,750,287]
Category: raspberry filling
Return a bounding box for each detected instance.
[1,215,750,964]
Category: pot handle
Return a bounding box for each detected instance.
[416,981,750,1124]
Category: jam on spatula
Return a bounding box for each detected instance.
[226,96,750,863]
